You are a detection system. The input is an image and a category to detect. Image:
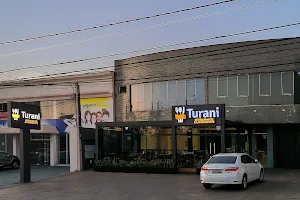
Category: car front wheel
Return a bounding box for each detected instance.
[12,161,19,169]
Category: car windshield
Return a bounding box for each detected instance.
[206,156,237,164]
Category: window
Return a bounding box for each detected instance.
[281,71,294,95]
[144,83,152,110]
[177,80,186,105]
[0,103,7,112]
[131,85,138,111]
[217,76,228,98]
[137,84,144,111]
[207,156,237,164]
[131,78,205,111]
[237,74,249,97]
[159,82,168,109]
[168,81,177,107]
[259,73,271,96]
[195,79,205,104]
[152,83,160,110]
[186,79,196,105]
[241,155,255,164]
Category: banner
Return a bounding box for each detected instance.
[80,97,113,129]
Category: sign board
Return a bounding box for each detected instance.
[7,101,41,130]
[172,104,225,126]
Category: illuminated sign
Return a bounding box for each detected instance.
[7,101,41,130]
[173,104,224,126]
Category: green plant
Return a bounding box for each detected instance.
[94,159,176,169]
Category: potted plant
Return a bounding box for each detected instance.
[196,160,204,175]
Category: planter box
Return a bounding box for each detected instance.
[94,166,177,174]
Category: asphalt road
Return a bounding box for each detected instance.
[0,169,299,200]
[0,166,70,187]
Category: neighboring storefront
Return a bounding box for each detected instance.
[0,71,114,166]
[0,97,113,166]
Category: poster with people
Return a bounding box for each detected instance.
[80,97,113,129]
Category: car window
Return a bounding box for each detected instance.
[241,155,255,163]
[247,155,255,163]
[206,156,237,164]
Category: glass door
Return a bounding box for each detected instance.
[30,140,50,166]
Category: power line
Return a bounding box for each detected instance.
[0,0,238,45]
[0,0,281,58]
[2,38,300,86]
[1,21,299,77]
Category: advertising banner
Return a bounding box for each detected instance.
[80,97,113,129]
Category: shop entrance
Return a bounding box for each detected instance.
[30,134,50,166]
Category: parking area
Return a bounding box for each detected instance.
[0,169,299,200]
[0,166,70,187]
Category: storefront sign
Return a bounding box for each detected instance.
[172,104,224,126]
[7,101,41,130]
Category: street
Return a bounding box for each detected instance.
[0,169,299,200]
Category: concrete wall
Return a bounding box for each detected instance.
[114,37,300,123]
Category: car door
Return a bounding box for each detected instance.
[0,152,11,166]
[245,155,257,182]
[248,155,260,180]
[241,155,254,181]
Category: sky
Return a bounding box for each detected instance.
[0,0,299,81]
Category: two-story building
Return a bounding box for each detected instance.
[98,37,300,169]
[0,70,114,167]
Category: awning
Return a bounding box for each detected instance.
[0,125,59,134]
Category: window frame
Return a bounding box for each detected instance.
[281,71,294,96]
[217,76,228,98]
[136,84,145,111]
[152,82,161,110]
[167,80,178,107]
[259,73,272,96]
[237,74,249,97]
[186,79,196,105]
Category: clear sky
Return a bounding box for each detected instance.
[0,0,299,80]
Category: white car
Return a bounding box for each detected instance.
[200,153,264,189]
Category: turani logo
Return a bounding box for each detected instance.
[174,106,186,123]
[174,106,221,124]
[12,108,20,121]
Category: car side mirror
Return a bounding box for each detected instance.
[254,159,258,163]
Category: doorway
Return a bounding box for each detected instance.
[30,134,50,166]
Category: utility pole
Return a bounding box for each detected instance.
[75,82,82,170]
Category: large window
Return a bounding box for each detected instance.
[259,73,271,96]
[281,71,294,95]
[131,78,205,111]
[237,74,249,97]
[208,71,295,106]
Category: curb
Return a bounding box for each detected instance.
[0,171,78,190]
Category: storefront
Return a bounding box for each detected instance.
[95,104,247,169]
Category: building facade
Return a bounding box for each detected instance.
[113,37,300,169]
[0,71,114,166]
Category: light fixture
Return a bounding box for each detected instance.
[125,127,129,130]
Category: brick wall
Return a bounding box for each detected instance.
[114,37,300,123]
